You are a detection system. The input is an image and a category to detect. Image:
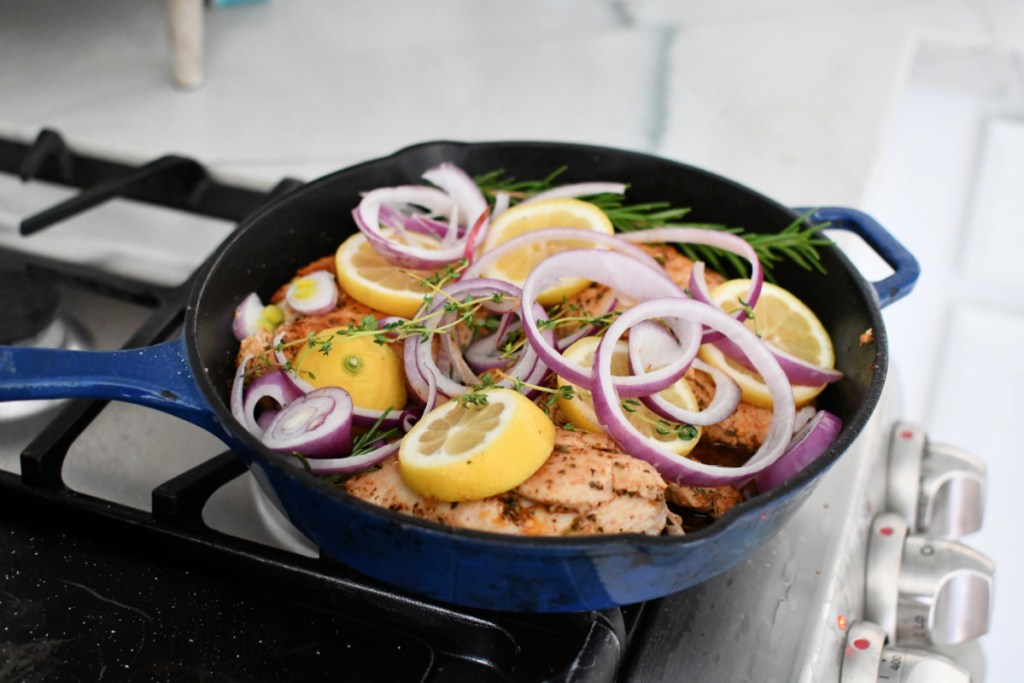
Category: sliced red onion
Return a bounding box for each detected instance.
[262,387,354,458]
[521,182,627,204]
[625,322,741,426]
[303,440,401,475]
[462,206,491,262]
[592,297,797,487]
[462,227,662,281]
[464,318,519,373]
[272,331,316,393]
[710,335,843,386]
[753,410,842,491]
[257,409,280,432]
[620,227,764,343]
[379,204,449,239]
[285,270,338,316]
[353,186,466,269]
[405,278,553,398]
[231,354,260,436]
[492,192,511,220]
[232,293,265,341]
[421,162,489,236]
[242,369,305,433]
[352,405,420,432]
[519,249,699,398]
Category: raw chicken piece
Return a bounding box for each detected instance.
[343,428,680,536]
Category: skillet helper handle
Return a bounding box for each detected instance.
[0,337,221,435]
[797,206,920,308]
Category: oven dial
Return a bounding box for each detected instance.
[864,513,994,648]
[887,423,986,539]
[840,621,970,682]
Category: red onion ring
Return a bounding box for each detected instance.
[592,297,796,486]
[421,162,489,238]
[272,331,316,394]
[753,410,842,491]
[302,440,401,476]
[711,334,843,386]
[353,185,465,269]
[626,321,741,426]
[230,354,260,436]
[620,227,763,343]
[285,270,338,316]
[232,293,265,341]
[462,227,663,281]
[519,249,699,398]
[407,278,553,398]
[262,387,354,458]
[242,369,304,432]
[521,182,627,204]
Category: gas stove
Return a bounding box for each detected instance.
[0,128,995,682]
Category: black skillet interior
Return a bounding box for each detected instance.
[191,140,886,526]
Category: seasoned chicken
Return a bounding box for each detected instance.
[666,483,743,518]
[236,256,393,370]
[687,368,772,453]
[343,428,681,536]
[641,243,726,293]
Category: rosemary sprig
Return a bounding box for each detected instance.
[350,408,402,457]
[473,168,833,280]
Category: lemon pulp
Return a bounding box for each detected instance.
[556,336,702,455]
[399,389,555,502]
[698,279,835,409]
[335,233,437,318]
[480,198,615,305]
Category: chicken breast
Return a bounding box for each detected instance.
[343,428,680,536]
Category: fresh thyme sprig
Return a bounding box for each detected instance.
[473,168,833,280]
[620,398,699,441]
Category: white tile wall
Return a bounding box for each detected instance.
[2,0,1022,678]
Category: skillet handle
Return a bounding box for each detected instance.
[0,337,223,436]
[796,206,920,308]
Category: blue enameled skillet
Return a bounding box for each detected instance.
[0,141,918,612]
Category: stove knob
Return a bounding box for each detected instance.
[840,621,972,683]
[919,442,985,539]
[887,423,986,538]
[865,513,994,648]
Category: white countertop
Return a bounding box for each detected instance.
[2,0,1021,678]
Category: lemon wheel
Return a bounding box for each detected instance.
[399,389,555,502]
[557,336,702,456]
[335,233,438,318]
[698,279,835,409]
[479,198,615,305]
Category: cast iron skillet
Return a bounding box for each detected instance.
[0,141,918,612]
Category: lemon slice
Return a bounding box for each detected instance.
[557,336,702,456]
[698,279,835,409]
[335,233,437,318]
[480,198,614,305]
[399,389,555,502]
[293,331,407,411]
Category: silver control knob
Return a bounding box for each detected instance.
[865,513,994,647]
[887,423,986,538]
[840,621,971,683]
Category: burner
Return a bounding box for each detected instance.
[0,269,89,421]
